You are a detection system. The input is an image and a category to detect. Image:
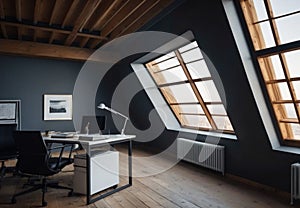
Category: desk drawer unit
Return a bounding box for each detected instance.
[73,151,119,195]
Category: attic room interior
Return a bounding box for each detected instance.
[0,0,300,207]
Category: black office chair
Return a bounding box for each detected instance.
[0,123,18,186]
[12,131,73,206]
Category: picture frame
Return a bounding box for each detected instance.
[43,94,72,120]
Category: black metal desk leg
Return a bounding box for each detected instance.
[86,153,91,204]
[128,140,132,185]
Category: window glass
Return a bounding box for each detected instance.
[182,115,211,129]
[160,84,198,103]
[269,0,300,17]
[145,41,234,134]
[153,66,187,85]
[285,50,300,78]
[181,48,203,63]
[195,81,221,102]
[276,14,300,45]
[186,60,211,79]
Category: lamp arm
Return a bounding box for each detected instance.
[105,107,128,120]
[121,117,129,135]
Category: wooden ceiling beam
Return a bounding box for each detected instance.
[65,0,102,46]
[0,39,95,61]
[79,37,89,48]
[100,0,145,37]
[110,0,159,39]
[0,20,107,40]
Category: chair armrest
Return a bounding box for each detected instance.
[47,144,74,169]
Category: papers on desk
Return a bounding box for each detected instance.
[78,134,110,141]
[50,132,74,138]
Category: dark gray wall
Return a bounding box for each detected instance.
[0,54,83,131]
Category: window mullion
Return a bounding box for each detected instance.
[174,50,217,130]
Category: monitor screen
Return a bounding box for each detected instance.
[80,116,106,134]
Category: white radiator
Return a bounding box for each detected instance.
[177,138,225,175]
[291,163,300,205]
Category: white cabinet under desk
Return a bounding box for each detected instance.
[73,151,119,195]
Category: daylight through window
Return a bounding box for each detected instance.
[239,0,300,142]
[145,41,234,134]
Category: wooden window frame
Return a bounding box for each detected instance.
[238,0,300,144]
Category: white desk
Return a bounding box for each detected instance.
[44,134,135,205]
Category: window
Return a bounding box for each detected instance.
[239,0,300,143]
[144,41,234,134]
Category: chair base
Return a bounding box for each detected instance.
[11,177,73,207]
[0,161,16,188]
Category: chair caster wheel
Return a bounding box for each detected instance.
[11,197,16,204]
[42,201,47,207]
[68,191,73,197]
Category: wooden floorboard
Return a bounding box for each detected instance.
[0,147,297,208]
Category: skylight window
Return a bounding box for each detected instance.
[144,41,234,133]
[239,0,300,143]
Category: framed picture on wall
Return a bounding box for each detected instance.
[43,94,72,120]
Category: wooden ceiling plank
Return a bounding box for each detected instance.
[101,0,145,37]
[89,0,125,31]
[61,0,80,28]
[16,0,21,21]
[79,37,89,48]
[0,39,93,61]
[110,0,159,39]
[65,0,102,46]
[49,32,55,44]
[79,0,103,32]
[49,0,60,26]
[0,0,5,19]
[119,0,174,37]
[33,0,41,24]
[89,38,101,49]
[0,24,7,38]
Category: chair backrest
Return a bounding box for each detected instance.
[0,123,17,159]
[13,131,51,175]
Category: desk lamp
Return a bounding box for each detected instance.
[97,103,129,135]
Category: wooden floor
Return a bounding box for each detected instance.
[0,146,296,208]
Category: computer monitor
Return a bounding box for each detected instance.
[80,116,106,134]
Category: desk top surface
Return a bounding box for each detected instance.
[44,134,135,145]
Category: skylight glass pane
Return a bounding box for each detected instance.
[292,81,300,100]
[257,21,276,49]
[290,123,300,140]
[195,80,221,102]
[178,104,204,114]
[270,82,292,100]
[212,116,234,131]
[285,50,300,78]
[153,66,187,85]
[178,41,198,53]
[181,48,203,63]
[281,103,297,119]
[269,0,300,17]
[154,52,176,63]
[154,57,179,71]
[207,104,227,115]
[160,83,198,103]
[186,60,211,79]
[182,115,211,129]
[276,14,300,45]
[252,0,268,21]
[269,55,285,80]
